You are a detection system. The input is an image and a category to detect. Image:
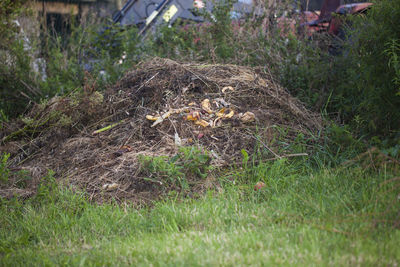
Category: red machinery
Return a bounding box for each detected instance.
[278,0,373,38]
[327,2,373,35]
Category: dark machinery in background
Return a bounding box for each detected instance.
[277,0,372,40]
[303,0,373,36]
[112,0,373,39]
[112,0,259,36]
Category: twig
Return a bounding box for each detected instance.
[19,91,35,102]
[15,149,43,166]
[122,132,135,147]
[180,64,212,90]
[92,119,126,135]
[265,66,279,98]
[214,153,308,167]
[244,132,281,159]
[134,72,159,95]
[20,80,41,96]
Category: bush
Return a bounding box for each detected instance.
[329,0,400,138]
[0,0,39,117]
[0,0,27,50]
[39,19,143,96]
[0,7,144,118]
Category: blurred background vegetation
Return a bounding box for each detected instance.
[0,0,399,152]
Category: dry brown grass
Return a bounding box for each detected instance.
[0,58,322,203]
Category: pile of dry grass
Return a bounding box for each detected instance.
[0,58,322,203]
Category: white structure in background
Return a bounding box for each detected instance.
[11,20,47,81]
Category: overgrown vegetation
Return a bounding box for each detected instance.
[2,0,399,143]
[148,0,400,143]
[139,146,211,189]
[0,0,35,117]
[0,155,398,265]
[325,0,400,140]
[0,0,399,264]
[0,153,10,183]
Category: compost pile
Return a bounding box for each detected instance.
[0,58,322,203]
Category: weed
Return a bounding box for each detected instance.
[139,154,185,187]
[0,153,10,183]
[0,152,32,189]
[178,146,211,179]
[139,146,211,190]
[33,170,58,205]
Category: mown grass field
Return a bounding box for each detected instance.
[1,158,398,266]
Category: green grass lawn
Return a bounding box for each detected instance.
[0,159,399,266]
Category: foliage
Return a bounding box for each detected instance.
[0,153,10,183]
[327,0,400,138]
[0,0,39,117]
[33,170,59,205]
[0,8,143,118]
[39,20,142,97]
[0,0,28,50]
[0,153,31,189]
[150,0,237,62]
[138,146,211,189]
[385,39,400,96]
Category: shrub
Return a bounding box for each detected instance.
[0,2,144,119]
[0,0,40,117]
[39,19,142,97]
[329,0,400,138]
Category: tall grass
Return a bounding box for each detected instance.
[0,158,398,266]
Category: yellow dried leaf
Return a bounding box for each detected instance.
[216,108,234,118]
[195,119,210,127]
[151,111,172,127]
[201,99,213,114]
[216,108,225,117]
[187,114,197,121]
[187,111,200,121]
[162,111,172,119]
[146,115,159,121]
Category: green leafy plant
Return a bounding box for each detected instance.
[33,170,58,205]
[139,146,211,189]
[139,154,185,187]
[385,39,400,96]
[241,149,249,169]
[328,0,400,137]
[0,153,10,183]
[0,0,28,49]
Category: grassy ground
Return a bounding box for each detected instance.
[1,157,399,266]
